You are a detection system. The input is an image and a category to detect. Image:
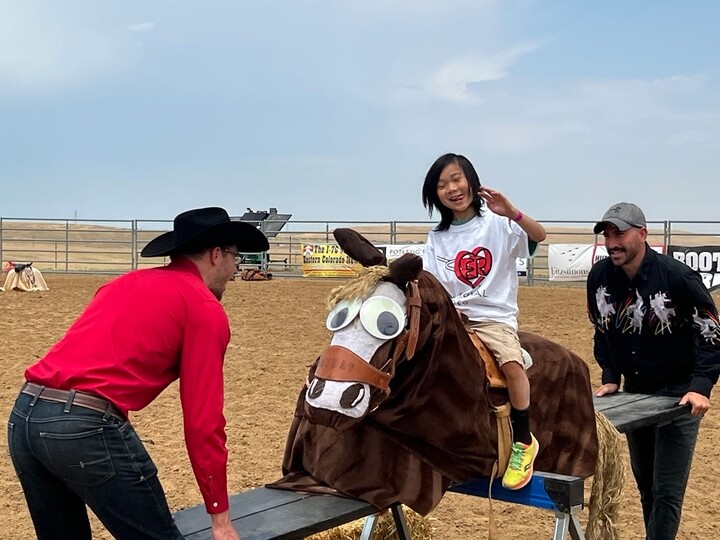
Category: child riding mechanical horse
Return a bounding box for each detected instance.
[421,152,548,490]
[269,228,605,520]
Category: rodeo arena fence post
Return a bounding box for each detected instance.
[1,215,719,290]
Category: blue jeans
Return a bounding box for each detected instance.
[626,412,701,540]
[8,391,184,540]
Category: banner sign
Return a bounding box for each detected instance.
[592,244,664,263]
[378,243,527,276]
[516,257,528,277]
[548,244,596,281]
[302,242,529,279]
[380,244,426,262]
[301,243,362,277]
[549,244,664,282]
[669,245,720,291]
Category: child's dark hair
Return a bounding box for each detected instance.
[421,153,484,231]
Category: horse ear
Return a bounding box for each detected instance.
[388,253,423,286]
[333,228,387,267]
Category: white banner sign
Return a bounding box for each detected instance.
[548,244,596,281]
[515,257,528,277]
[549,244,665,282]
[379,243,527,276]
[381,244,426,262]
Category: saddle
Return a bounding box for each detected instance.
[467,330,513,480]
[466,330,534,392]
[466,330,536,474]
[467,332,507,390]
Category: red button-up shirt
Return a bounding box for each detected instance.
[25,258,231,514]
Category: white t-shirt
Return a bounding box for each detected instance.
[422,211,531,330]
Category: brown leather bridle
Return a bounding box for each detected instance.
[314,279,421,393]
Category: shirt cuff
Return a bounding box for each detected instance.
[601,369,621,386]
[689,376,713,398]
[204,493,229,514]
[201,472,229,514]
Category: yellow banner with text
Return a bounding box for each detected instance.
[301,243,362,277]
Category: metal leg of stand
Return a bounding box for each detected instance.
[359,513,378,540]
[553,511,570,540]
[568,506,586,540]
[552,506,585,540]
[390,504,411,540]
[359,505,409,540]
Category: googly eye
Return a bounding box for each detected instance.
[359,296,406,340]
[326,298,362,331]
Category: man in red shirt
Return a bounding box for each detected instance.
[7,207,268,540]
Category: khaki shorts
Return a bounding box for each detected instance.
[465,320,524,368]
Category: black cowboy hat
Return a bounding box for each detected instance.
[141,207,269,258]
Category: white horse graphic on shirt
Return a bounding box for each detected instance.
[625,290,645,334]
[693,308,719,344]
[650,291,675,334]
[595,286,615,329]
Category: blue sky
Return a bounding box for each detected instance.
[1,1,718,224]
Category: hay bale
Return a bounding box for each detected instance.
[586,410,626,540]
[307,506,434,540]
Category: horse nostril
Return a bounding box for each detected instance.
[308,378,325,399]
[340,384,365,408]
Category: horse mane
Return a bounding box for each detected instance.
[327,265,390,309]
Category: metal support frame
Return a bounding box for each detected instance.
[360,499,581,540]
[552,505,585,540]
[449,472,585,540]
[359,504,411,540]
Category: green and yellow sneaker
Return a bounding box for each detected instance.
[501,434,539,490]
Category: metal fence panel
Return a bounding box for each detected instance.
[1,216,719,283]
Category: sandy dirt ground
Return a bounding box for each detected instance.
[1,275,719,540]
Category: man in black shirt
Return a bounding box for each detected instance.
[587,202,720,540]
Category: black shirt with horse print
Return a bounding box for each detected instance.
[587,244,720,397]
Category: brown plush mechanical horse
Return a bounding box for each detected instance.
[269,229,607,519]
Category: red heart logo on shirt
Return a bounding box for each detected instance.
[455,248,493,288]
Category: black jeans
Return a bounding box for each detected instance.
[626,409,701,540]
[8,391,184,540]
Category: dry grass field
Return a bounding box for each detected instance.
[2,275,720,539]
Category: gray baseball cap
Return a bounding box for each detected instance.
[593,202,647,234]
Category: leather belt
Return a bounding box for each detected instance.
[21,381,125,421]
